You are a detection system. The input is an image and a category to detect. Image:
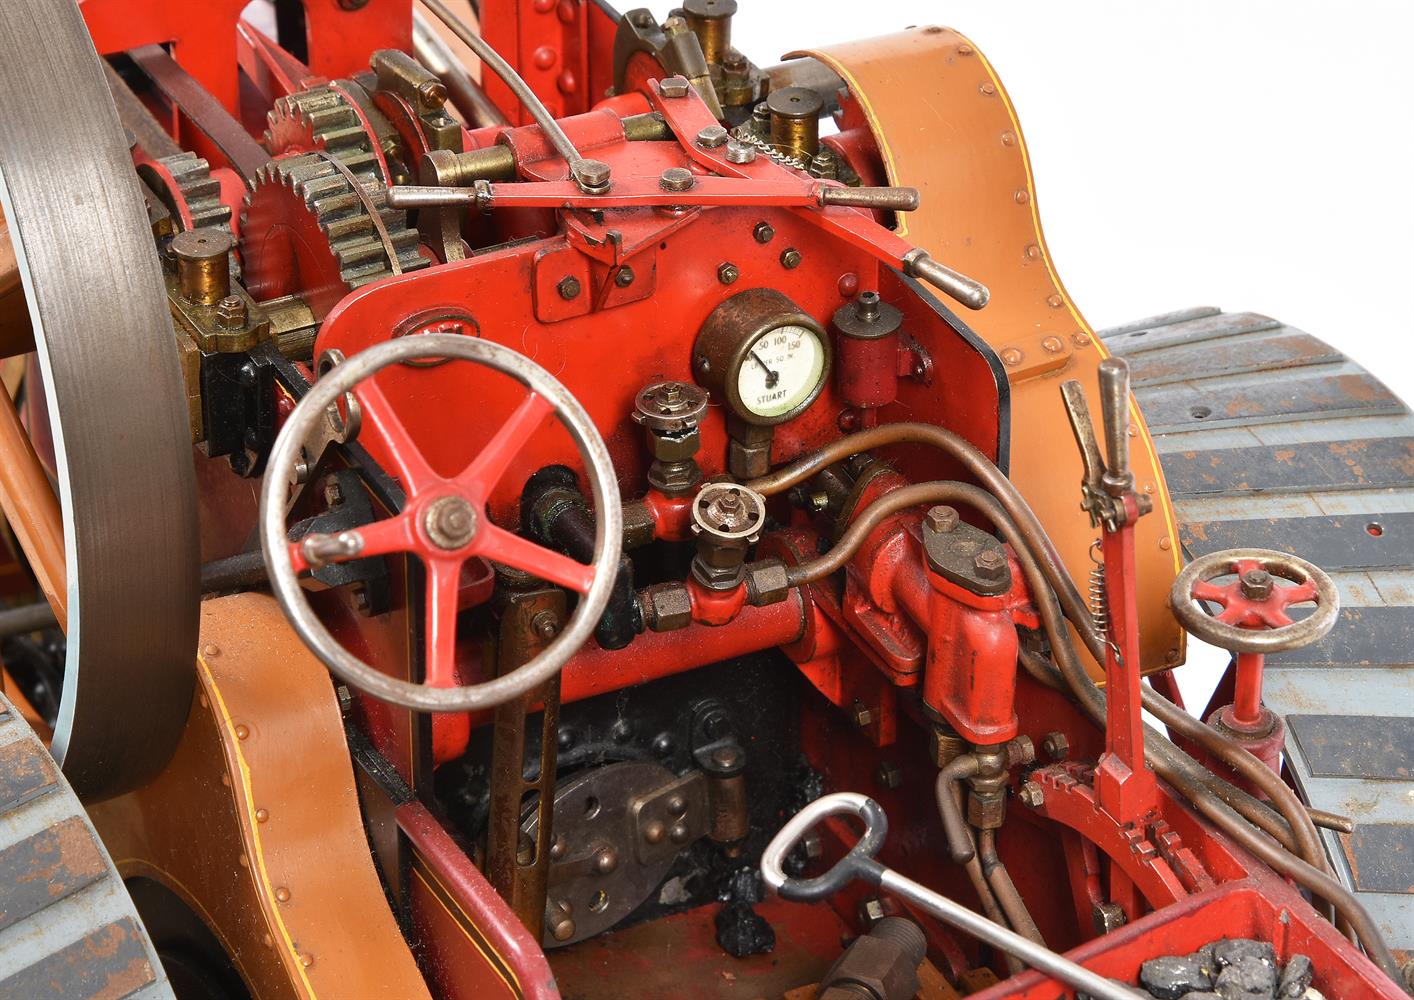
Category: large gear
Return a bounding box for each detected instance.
[262,81,387,183]
[239,151,426,320]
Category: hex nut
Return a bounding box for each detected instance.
[215,294,247,329]
[924,505,959,534]
[717,262,739,284]
[646,427,701,464]
[929,726,967,768]
[556,275,581,300]
[1091,901,1127,935]
[614,266,636,288]
[1006,734,1035,766]
[753,221,774,243]
[875,761,902,790]
[744,558,789,606]
[779,247,802,269]
[659,76,690,98]
[1017,782,1045,809]
[643,583,692,632]
[974,549,1008,582]
[821,933,921,1000]
[850,700,873,729]
[1042,731,1070,761]
[967,789,1006,829]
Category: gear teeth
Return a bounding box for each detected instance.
[262,83,385,183]
[241,149,427,314]
[155,151,233,233]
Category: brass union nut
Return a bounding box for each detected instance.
[642,582,692,632]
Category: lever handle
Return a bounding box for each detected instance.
[1097,358,1133,494]
[1059,378,1105,494]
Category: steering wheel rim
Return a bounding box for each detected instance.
[259,333,622,712]
[1170,547,1338,655]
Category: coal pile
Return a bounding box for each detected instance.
[1079,937,1320,1000]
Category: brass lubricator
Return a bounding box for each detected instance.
[680,0,736,65]
[767,86,824,162]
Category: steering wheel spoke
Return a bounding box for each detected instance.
[288,512,419,573]
[480,522,596,594]
[422,557,465,688]
[357,379,440,496]
[457,391,554,496]
[1170,547,1339,656]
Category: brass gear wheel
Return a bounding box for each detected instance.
[262,81,387,182]
[240,152,426,319]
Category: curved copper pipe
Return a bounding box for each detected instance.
[977,828,1045,947]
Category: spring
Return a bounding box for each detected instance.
[1087,539,1109,634]
[729,127,811,172]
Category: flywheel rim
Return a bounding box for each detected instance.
[0,1,200,799]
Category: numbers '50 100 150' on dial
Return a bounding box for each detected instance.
[693,288,832,426]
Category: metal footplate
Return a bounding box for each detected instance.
[1104,306,1414,962]
[0,693,175,999]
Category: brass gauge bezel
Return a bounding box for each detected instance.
[692,287,832,427]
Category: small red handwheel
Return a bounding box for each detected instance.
[1170,548,1338,655]
[259,334,622,712]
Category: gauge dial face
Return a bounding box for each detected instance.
[734,324,827,420]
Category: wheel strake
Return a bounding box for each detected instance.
[0,0,200,800]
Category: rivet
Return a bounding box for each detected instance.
[838,272,859,296]
[1000,347,1023,367]
[1024,243,1041,261]
[1159,536,1172,551]
[557,0,576,22]
[1014,189,1030,205]
[235,724,250,740]
[1001,131,1016,147]
[557,70,578,95]
[1072,332,1092,347]
[263,934,274,949]
[979,82,996,96]
[533,46,556,69]
[1127,426,1138,438]
[238,853,248,868]
[199,694,210,709]
[256,808,270,823]
[1041,336,1064,354]
[1144,482,1155,494]
[532,0,554,10]
[300,954,314,968]
[958,44,974,56]
[202,643,220,657]
[1047,294,1063,308]
[1166,647,1181,664]
[221,773,231,787]
[276,887,291,902]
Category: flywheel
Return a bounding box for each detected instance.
[0,2,200,800]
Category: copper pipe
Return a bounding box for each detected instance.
[747,423,1092,630]
[934,755,980,864]
[0,387,65,624]
[977,828,1045,948]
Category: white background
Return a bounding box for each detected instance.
[725,1,1414,404]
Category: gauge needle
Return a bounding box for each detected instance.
[750,350,780,389]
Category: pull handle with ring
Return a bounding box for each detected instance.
[762,793,1149,1000]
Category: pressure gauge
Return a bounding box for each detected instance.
[693,289,832,426]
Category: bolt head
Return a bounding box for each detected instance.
[424,495,478,550]
[779,247,802,269]
[215,294,247,329]
[1041,731,1070,761]
[1092,902,1127,935]
[574,158,611,189]
[1018,782,1045,808]
[1239,568,1275,601]
[644,820,666,844]
[696,125,729,148]
[924,505,959,534]
[850,700,873,729]
[659,75,690,98]
[875,761,903,790]
[417,78,448,110]
[717,262,739,284]
[725,139,757,164]
[556,275,581,300]
[660,166,695,192]
[974,548,1008,581]
[614,265,635,288]
[753,221,774,243]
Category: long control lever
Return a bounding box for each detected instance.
[1059,358,1158,821]
[761,793,1147,1000]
